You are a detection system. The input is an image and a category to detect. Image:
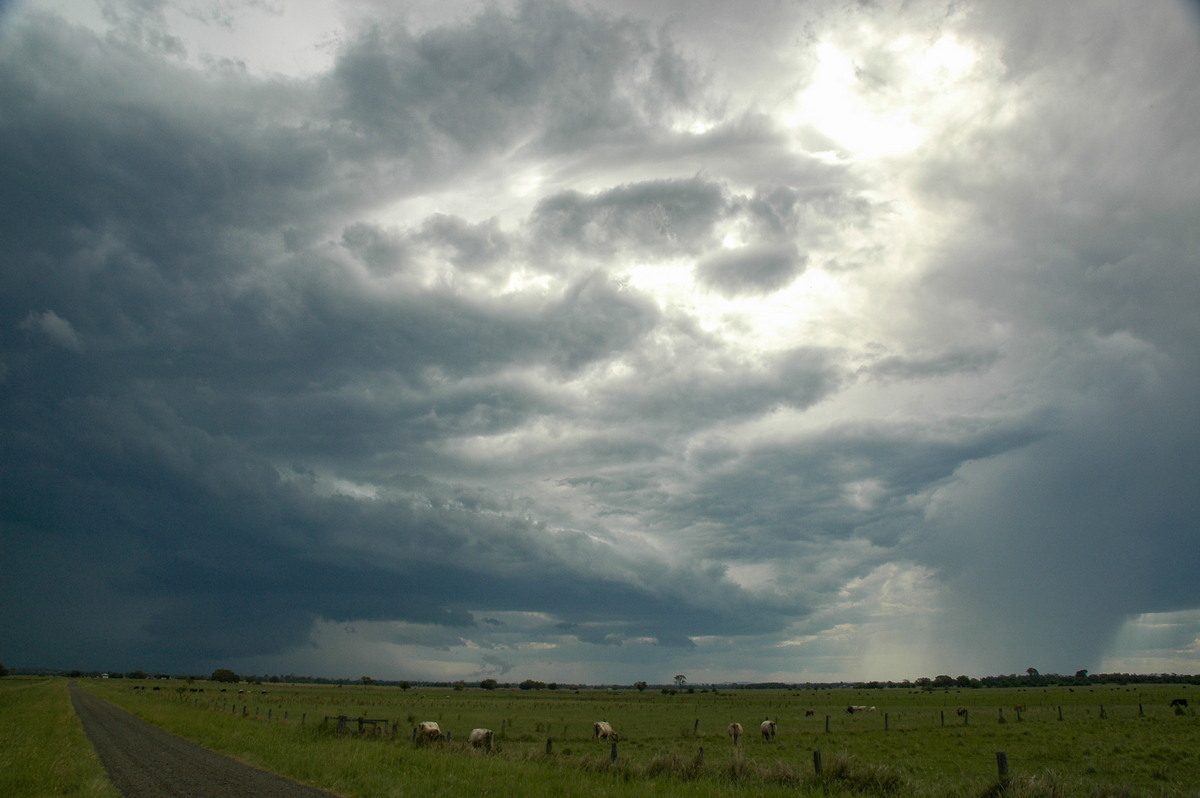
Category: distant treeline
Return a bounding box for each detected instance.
[8,666,1200,690]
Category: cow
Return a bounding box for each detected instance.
[1170,698,1189,708]
[415,721,443,741]
[468,728,494,750]
[955,706,968,717]
[592,720,618,742]
[846,705,869,714]
[805,709,816,717]
[727,722,743,744]
[760,719,777,740]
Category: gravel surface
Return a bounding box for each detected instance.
[70,684,343,798]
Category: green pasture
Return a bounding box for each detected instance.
[35,678,1200,796]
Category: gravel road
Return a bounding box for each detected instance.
[70,684,343,798]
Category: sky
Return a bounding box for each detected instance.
[2,0,1199,685]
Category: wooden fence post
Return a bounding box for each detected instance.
[825,715,830,733]
[997,707,1004,724]
[1100,705,1107,719]
[940,710,945,726]
[546,738,552,755]
[694,718,700,736]
[996,752,1009,782]
[610,741,618,762]
[813,750,823,776]
[1057,706,1063,721]
[696,746,704,765]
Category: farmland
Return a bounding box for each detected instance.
[12,676,1200,797]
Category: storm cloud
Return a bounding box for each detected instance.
[2,0,1199,684]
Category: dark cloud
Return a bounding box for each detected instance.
[695,241,806,296]
[328,0,700,158]
[528,177,727,256]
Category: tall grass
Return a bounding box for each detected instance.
[0,677,120,798]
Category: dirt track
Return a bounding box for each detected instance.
[70,684,343,798]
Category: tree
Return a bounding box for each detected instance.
[361,676,373,685]
[674,674,687,688]
[0,663,8,677]
[211,668,240,683]
[633,681,648,691]
[479,678,499,690]
[1026,667,1040,678]
[1075,669,1089,679]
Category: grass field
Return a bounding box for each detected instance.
[0,677,121,798]
[17,677,1200,797]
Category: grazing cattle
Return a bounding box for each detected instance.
[727,722,743,744]
[760,719,777,740]
[805,709,815,717]
[1170,698,1189,708]
[592,721,618,742]
[416,721,443,741]
[468,728,494,749]
[1013,704,1026,713]
[956,706,968,717]
[846,705,869,714]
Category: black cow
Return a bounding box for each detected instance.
[1170,698,1189,708]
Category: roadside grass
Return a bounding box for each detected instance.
[81,680,1200,797]
[0,677,121,798]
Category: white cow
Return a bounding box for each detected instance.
[760,719,777,740]
[592,720,619,742]
[727,722,743,744]
[468,728,494,749]
[415,721,443,741]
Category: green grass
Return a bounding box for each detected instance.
[57,679,1200,797]
[0,677,121,798]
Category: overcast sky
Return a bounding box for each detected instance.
[2,0,1199,684]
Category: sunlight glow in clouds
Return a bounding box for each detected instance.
[786,31,981,161]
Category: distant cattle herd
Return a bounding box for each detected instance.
[391,696,1199,749]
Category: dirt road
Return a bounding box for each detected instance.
[70,684,343,798]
